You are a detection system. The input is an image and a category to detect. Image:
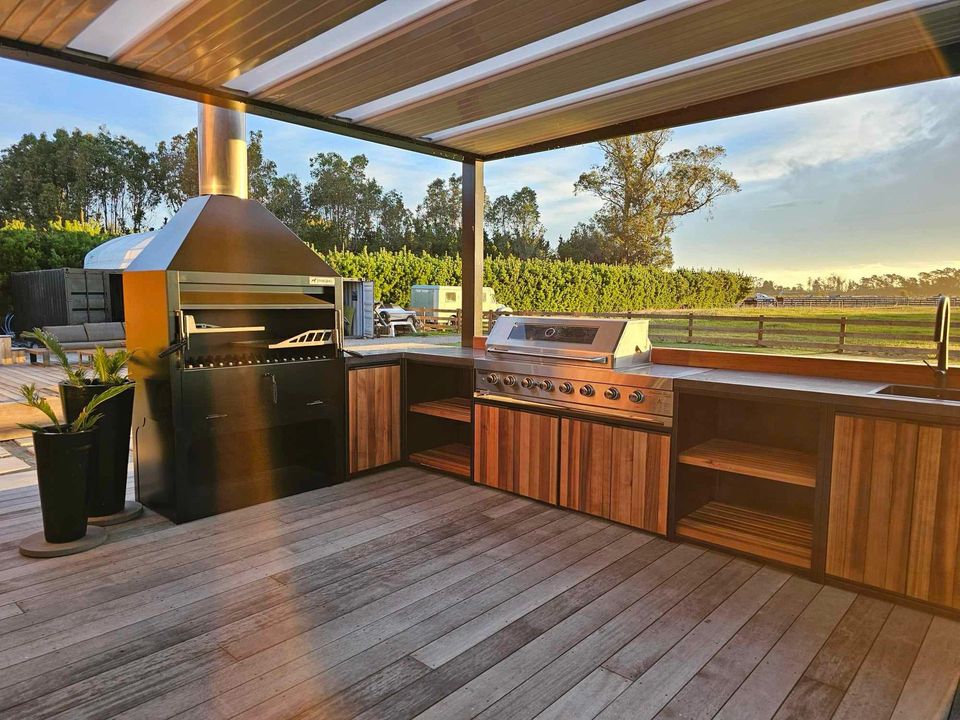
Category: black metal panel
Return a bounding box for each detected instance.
[8,268,120,333]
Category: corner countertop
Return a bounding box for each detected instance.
[344,345,959,421]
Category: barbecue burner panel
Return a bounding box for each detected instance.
[475,366,673,425]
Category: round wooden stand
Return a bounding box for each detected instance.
[19,525,107,558]
[89,501,143,527]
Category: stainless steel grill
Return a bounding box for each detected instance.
[477,315,696,427]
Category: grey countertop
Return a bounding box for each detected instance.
[345,346,960,421]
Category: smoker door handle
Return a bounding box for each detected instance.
[486,348,609,364]
[205,413,228,420]
[262,373,278,404]
[305,400,325,406]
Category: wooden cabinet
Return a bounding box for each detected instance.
[560,418,670,534]
[473,403,559,504]
[348,364,401,474]
[827,413,960,609]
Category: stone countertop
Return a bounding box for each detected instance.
[677,369,960,421]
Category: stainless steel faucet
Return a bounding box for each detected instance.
[931,295,951,388]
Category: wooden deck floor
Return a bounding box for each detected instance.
[0,467,957,719]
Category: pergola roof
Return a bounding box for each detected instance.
[2,0,959,161]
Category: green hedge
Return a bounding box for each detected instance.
[0,220,109,308]
[323,248,751,310]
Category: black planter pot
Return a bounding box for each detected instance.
[60,381,135,517]
[33,428,97,543]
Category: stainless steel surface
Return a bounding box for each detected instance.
[931,295,951,389]
[874,384,960,403]
[198,103,248,199]
[485,315,652,368]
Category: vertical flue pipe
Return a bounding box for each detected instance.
[198,102,248,199]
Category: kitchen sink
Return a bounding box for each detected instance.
[875,384,960,402]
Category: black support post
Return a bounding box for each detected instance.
[461,159,484,347]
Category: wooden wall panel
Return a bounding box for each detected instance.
[560,418,670,534]
[348,365,401,474]
[473,404,558,504]
[828,413,960,609]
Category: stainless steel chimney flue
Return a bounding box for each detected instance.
[198,102,248,199]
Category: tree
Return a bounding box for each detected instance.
[568,131,738,267]
[557,222,611,263]
[413,174,462,255]
[265,174,306,234]
[377,190,414,250]
[247,130,277,204]
[486,186,549,259]
[154,128,197,212]
[306,152,382,252]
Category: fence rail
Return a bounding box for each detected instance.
[762,296,959,308]
[409,307,957,362]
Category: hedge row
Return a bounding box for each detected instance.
[323,249,752,311]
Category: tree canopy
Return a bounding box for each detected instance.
[559,131,739,268]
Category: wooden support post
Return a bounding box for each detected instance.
[757,315,765,347]
[461,159,484,347]
[687,313,695,343]
[838,316,847,354]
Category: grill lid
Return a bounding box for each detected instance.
[485,315,652,368]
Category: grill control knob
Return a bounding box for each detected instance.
[579,384,595,397]
[538,380,554,392]
[521,377,536,389]
[559,382,574,394]
[485,373,500,385]
[604,387,620,400]
[503,375,517,387]
[629,390,645,404]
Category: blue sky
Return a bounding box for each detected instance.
[2,57,959,286]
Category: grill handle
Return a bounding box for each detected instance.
[486,347,609,364]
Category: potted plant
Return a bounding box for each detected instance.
[25,329,137,523]
[18,382,132,551]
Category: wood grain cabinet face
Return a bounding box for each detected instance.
[559,418,670,534]
[827,413,960,608]
[348,365,401,474]
[473,404,559,504]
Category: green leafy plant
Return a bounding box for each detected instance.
[89,347,134,385]
[22,328,87,386]
[17,382,132,434]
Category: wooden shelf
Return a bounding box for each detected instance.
[409,397,472,423]
[678,438,817,488]
[676,501,812,569]
[409,443,471,478]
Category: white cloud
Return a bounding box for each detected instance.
[724,88,946,183]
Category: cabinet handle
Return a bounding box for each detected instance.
[205,413,228,420]
[306,400,325,406]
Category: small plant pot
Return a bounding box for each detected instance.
[60,381,135,517]
[33,427,97,543]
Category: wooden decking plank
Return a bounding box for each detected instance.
[890,616,960,720]
[411,530,652,669]
[595,565,791,720]
[831,605,933,720]
[475,552,733,720]
[654,575,821,720]
[603,557,760,680]
[533,667,633,720]
[712,585,855,720]
[112,515,609,720]
[403,543,701,720]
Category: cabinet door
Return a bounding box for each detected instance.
[560,418,670,534]
[473,404,559,504]
[348,365,401,474]
[827,413,960,608]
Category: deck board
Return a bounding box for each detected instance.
[0,466,956,718]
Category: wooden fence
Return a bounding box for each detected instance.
[410,307,958,362]
[767,296,959,308]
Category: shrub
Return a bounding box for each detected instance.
[322,248,751,310]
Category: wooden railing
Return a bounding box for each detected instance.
[774,295,959,308]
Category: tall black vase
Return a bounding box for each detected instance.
[60,381,135,517]
[33,428,97,543]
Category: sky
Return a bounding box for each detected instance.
[2,57,959,287]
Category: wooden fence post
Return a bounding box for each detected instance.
[687,313,695,343]
[838,316,847,354]
[757,315,765,347]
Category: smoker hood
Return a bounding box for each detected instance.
[126,194,337,276]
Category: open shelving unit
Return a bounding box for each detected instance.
[405,360,474,480]
[673,393,821,570]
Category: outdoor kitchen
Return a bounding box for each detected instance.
[2,2,960,718]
